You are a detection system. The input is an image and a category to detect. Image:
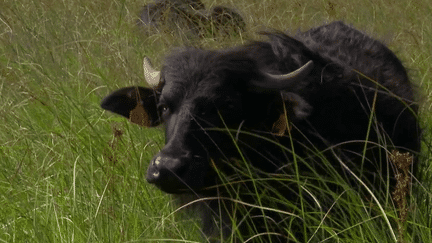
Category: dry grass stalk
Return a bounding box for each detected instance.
[390,150,414,243]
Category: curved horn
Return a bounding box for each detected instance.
[143,57,161,86]
[252,60,314,90]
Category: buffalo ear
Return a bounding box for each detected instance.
[101,86,161,127]
[271,92,311,136]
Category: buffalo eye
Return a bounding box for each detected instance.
[158,104,170,117]
[199,109,208,117]
[198,104,216,118]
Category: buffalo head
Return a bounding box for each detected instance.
[101,50,313,194]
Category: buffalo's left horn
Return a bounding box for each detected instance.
[143,57,161,86]
[253,60,314,89]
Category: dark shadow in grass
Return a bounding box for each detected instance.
[137,0,246,38]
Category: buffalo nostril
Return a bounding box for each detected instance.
[153,156,161,166]
[146,154,187,185]
[147,156,164,183]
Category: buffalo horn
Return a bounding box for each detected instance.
[253,60,314,89]
[143,57,161,86]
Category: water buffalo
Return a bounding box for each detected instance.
[101,21,420,241]
[138,0,245,37]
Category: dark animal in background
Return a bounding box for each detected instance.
[101,21,421,241]
[138,0,245,37]
[207,6,246,35]
[138,0,205,29]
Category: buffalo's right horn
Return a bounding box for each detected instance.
[143,57,161,86]
[252,60,314,90]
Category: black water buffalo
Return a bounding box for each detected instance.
[138,0,205,30]
[101,21,420,241]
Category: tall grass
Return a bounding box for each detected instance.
[0,0,431,242]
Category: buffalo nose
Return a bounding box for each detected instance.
[146,154,185,186]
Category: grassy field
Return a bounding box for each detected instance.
[1,0,431,242]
